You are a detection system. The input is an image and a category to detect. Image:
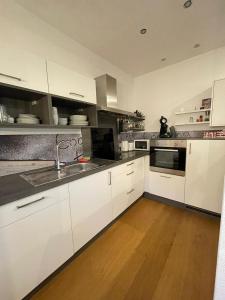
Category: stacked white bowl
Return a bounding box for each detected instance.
[59,117,68,125]
[70,115,88,126]
[17,114,40,124]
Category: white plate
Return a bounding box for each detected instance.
[17,118,40,124]
[18,114,37,119]
[70,121,88,125]
[70,115,87,121]
[70,123,89,126]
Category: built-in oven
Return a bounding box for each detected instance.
[150,140,187,176]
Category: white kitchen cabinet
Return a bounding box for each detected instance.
[148,171,185,203]
[69,170,112,252]
[144,155,150,193]
[185,140,225,213]
[0,46,48,93]
[127,157,145,206]
[111,157,145,217]
[211,78,225,127]
[0,185,73,300]
[111,169,129,219]
[47,61,96,104]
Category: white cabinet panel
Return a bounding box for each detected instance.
[69,170,112,252]
[0,46,48,93]
[127,157,145,206]
[149,171,185,203]
[185,140,225,213]
[211,79,225,126]
[111,171,129,219]
[0,191,73,300]
[0,184,68,228]
[47,61,96,104]
[111,157,145,215]
[144,155,150,193]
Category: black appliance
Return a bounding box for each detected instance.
[91,128,115,160]
[150,139,187,176]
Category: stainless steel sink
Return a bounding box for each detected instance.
[20,162,101,187]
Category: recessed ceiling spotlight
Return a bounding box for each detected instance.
[161,57,167,62]
[140,28,147,35]
[183,0,192,8]
[194,43,200,48]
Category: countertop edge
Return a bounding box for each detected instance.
[0,151,148,207]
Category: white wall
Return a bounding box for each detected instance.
[131,47,225,132]
[0,0,133,108]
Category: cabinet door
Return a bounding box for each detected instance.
[47,61,96,104]
[69,170,112,252]
[0,46,48,93]
[144,155,150,193]
[0,192,73,300]
[185,140,225,213]
[127,157,145,206]
[149,171,185,203]
[211,79,225,126]
[111,170,129,219]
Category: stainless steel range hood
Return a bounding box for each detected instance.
[95,74,137,118]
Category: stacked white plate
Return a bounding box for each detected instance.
[70,115,88,126]
[17,114,40,124]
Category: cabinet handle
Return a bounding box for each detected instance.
[0,72,22,82]
[127,171,134,176]
[155,148,178,152]
[69,92,84,98]
[108,171,112,185]
[160,175,171,179]
[16,196,45,209]
[127,188,135,195]
[189,142,192,155]
[127,162,134,166]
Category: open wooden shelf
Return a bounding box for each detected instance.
[175,121,210,126]
[175,108,211,115]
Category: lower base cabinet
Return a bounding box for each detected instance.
[148,171,185,203]
[0,185,73,300]
[185,140,225,213]
[111,157,145,218]
[68,170,112,252]
[0,156,146,300]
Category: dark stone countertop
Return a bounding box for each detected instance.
[152,137,225,140]
[0,151,148,207]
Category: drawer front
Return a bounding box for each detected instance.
[149,171,185,203]
[111,160,134,177]
[0,184,69,228]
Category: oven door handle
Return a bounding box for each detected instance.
[154,148,179,152]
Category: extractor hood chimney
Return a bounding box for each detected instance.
[95,74,137,117]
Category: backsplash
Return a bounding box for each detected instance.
[118,130,217,141]
[0,134,83,162]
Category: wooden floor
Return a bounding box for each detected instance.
[31,198,220,300]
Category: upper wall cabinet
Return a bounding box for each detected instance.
[211,78,225,127]
[0,46,48,93]
[47,61,97,104]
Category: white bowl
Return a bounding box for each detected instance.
[59,118,68,125]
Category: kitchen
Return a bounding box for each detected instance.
[0,1,225,300]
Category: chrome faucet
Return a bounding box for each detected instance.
[56,140,72,170]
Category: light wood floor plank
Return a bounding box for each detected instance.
[31,198,220,300]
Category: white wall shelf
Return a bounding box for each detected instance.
[175,121,210,126]
[175,108,211,115]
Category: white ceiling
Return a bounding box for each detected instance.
[16,0,225,76]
